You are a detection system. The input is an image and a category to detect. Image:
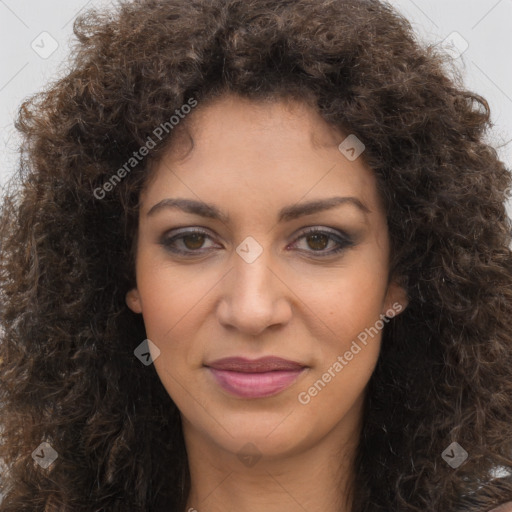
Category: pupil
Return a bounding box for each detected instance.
[184,234,205,250]
[307,233,328,250]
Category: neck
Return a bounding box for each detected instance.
[181,401,363,512]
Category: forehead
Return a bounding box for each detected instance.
[141,94,383,217]
[173,94,346,152]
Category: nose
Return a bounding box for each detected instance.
[216,245,293,336]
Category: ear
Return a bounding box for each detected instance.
[126,288,142,314]
[381,277,409,318]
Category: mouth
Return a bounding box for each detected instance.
[204,356,308,398]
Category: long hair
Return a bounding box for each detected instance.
[1,0,512,510]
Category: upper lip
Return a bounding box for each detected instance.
[205,356,306,373]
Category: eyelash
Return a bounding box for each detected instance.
[159,226,355,258]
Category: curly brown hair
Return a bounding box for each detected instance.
[1,0,512,510]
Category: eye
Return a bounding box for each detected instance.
[289,227,354,257]
[160,228,218,256]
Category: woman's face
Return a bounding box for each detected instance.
[126,93,408,460]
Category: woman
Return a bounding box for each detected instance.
[0,0,511,510]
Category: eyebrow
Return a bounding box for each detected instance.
[146,196,371,223]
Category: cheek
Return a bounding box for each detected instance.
[136,272,203,399]
[294,256,388,339]
[301,281,386,372]
[134,263,179,332]
[296,272,387,419]
[134,255,218,365]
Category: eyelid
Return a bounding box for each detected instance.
[163,226,219,246]
[165,226,213,237]
[293,225,350,239]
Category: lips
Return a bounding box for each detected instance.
[205,356,308,398]
[205,356,306,373]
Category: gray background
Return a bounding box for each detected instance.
[0,0,511,219]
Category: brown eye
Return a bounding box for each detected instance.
[182,233,206,250]
[291,227,355,257]
[160,228,217,255]
[305,233,329,251]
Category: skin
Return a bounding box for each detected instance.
[126,93,408,512]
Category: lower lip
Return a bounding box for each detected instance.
[207,368,306,398]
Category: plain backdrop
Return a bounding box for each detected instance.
[0,0,511,218]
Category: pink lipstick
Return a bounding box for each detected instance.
[205,356,307,398]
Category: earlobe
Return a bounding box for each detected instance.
[126,288,142,314]
[383,279,409,318]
